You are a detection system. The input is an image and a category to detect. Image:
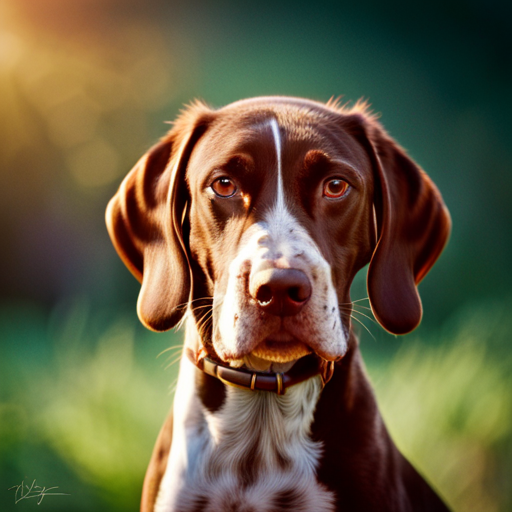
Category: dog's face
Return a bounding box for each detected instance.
[186,106,375,365]
[106,97,450,368]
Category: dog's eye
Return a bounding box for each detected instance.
[323,178,349,199]
[211,177,237,198]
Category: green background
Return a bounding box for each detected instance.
[1,0,511,510]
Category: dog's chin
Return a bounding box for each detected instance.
[252,339,312,363]
[231,336,310,373]
[238,341,311,372]
[223,340,312,372]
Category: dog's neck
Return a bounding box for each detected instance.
[157,316,410,512]
[155,316,338,511]
[183,313,336,401]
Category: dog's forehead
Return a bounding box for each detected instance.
[186,101,371,183]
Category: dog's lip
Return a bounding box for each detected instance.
[251,333,312,363]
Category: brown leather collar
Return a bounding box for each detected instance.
[186,348,335,395]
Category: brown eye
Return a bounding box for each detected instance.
[323,178,349,199]
[211,177,237,197]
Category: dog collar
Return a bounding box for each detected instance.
[186,348,335,395]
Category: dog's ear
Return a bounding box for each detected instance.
[345,110,451,335]
[106,102,214,331]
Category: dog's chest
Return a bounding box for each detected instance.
[157,367,335,512]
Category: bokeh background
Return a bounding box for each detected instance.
[1,0,511,510]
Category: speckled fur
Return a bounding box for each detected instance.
[155,353,335,512]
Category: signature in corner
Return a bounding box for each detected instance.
[8,479,70,505]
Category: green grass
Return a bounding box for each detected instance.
[1,298,511,511]
[366,300,512,512]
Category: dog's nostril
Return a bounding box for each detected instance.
[256,285,273,305]
[288,286,303,303]
[250,268,312,316]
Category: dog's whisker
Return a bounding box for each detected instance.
[196,306,213,321]
[197,317,213,340]
[190,296,214,302]
[338,305,377,324]
[350,314,376,341]
[190,305,215,313]
[338,298,370,307]
[169,377,179,396]
[338,305,375,319]
[165,353,184,370]
[195,309,213,340]
[212,295,225,309]
[350,309,378,325]
[157,345,184,359]
[164,343,185,357]
[174,312,189,331]
[174,297,214,309]
[352,305,373,312]
[173,300,212,331]
[190,302,215,310]
[163,345,184,355]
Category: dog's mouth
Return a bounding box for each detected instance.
[224,329,313,372]
[237,340,310,373]
[252,338,311,362]
[249,329,312,366]
[216,305,346,369]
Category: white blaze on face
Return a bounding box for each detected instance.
[270,118,285,214]
[214,118,347,364]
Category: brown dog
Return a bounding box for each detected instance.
[106,96,451,512]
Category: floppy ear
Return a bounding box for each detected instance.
[106,102,214,331]
[347,111,451,335]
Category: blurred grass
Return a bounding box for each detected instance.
[0,299,181,511]
[1,297,511,511]
[366,299,512,512]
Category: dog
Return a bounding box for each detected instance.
[106,96,452,512]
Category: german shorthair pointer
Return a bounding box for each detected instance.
[106,96,452,512]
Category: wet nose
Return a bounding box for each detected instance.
[249,268,312,317]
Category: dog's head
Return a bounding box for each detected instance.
[106,97,450,368]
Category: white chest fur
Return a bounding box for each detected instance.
[155,356,335,512]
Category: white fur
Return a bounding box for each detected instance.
[270,117,285,215]
[155,335,335,511]
[154,328,209,511]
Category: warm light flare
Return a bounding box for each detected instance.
[0,0,182,190]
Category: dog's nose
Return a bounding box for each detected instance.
[250,268,311,316]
